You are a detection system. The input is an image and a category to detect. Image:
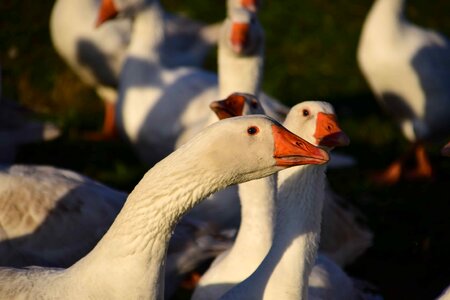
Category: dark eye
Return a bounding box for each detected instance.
[250,100,258,109]
[302,109,310,117]
[247,126,259,135]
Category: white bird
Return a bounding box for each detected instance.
[49,0,221,139]
[357,0,450,185]
[191,97,370,296]
[0,164,233,298]
[99,0,288,167]
[202,101,374,300]
[0,115,329,300]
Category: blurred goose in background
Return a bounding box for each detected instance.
[0,163,233,298]
[0,115,329,299]
[49,0,221,140]
[357,0,450,185]
[195,101,375,300]
[0,67,60,163]
[97,0,288,167]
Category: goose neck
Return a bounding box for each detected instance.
[69,142,229,299]
[231,175,277,255]
[218,21,264,98]
[127,2,165,61]
[366,0,407,29]
[222,164,326,299]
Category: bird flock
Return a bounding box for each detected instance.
[0,0,449,299]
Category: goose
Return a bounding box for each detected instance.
[97,0,289,167]
[0,115,329,299]
[192,96,371,288]
[0,163,232,298]
[202,101,372,300]
[49,0,222,139]
[357,0,450,185]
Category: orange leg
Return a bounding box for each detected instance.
[370,159,403,186]
[83,100,118,141]
[404,143,433,180]
[179,271,202,290]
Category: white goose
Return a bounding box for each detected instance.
[49,0,222,139]
[0,115,329,299]
[0,163,233,298]
[207,102,372,300]
[191,97,370,297]
[357,0,450,185]
[100,0,288,167]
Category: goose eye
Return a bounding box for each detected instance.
[302,109,310,117]
[250,100,258,109]
[247,126,259,135]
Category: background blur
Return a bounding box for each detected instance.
[1,0,450,299]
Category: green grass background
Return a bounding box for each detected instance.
[1,0,450,299]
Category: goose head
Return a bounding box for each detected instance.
[96,0,151,26]
[223,8,263,55]
[186,115,329,183]
[210,93,266,120]
[228,0,261,13]
[283,101,350,150]
[442,141,450,157]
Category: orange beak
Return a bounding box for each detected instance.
[314,112,350,148]
[210,94,246,120]
[231,23,249,54]
[95,0,118,28]
[241,0,258,12]
[272,124,329,167]
[442,141,450,157]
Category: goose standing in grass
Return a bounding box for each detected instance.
[49,0,221,139]
[97,0,288,167]
[0,115,329,299]
[194,100,375,300]
[357,0,450,185]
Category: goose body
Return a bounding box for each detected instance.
[357,0,450,183]
[111,0,288,167]
[50,0,219,98]
[0,115,328,299]
[49,0,220,138]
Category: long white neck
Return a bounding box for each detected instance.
[217,21,264,98]
[126,2,165,61]
[67,139,235,300]
[216,175,276,278]
[363,0,406,39]
[222,164,326,300]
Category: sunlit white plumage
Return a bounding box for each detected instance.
[113,0,288,167]
[195,101,373,300]
[0,115,328,299]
